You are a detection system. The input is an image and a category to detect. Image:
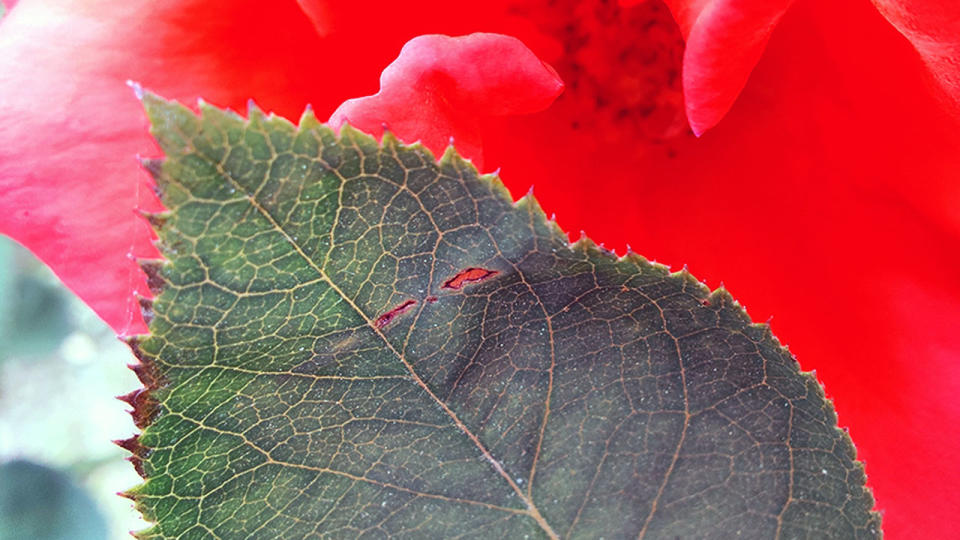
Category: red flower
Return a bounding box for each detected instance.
[1,0,958,537]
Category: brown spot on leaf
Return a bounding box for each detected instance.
[331,333,360,352]
[442,268,499,290]
[376,300,417,329]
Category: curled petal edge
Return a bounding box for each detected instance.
[663,0,794,135]
[328,33,564,169]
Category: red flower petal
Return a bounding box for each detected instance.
[871,0,960,113]
[661,0,795,135]
[328,33,563,167]
[0,0,336,335]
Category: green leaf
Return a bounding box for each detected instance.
[124,94,881,539]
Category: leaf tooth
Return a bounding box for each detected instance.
[123,362,164,433]
[752,319,779,343]
[119,387,159,430]
[116,389,140,407]
[704,284,733,309]
[126,357,145,377]
[137,172,167,204]
[250,100,299,132]
[514,185,542,213]
[121,334,146,350]
[128,361,155,387]
[139,156,164,176]
[135,209,169,231]
[380,125,399,147]
[298,104,321,129]
[333,121,356,138]
[123,336,162,386]
[125,454,147,478]
[113,435,144,455]
[114,435,151,479]
[568,230,596,252]
[597,242,616,257]
[438,139,482,176]
[619,244,641,263]
[439,142,468,168]
[539,212,568,242]
[197,100,245,130]
[137,259,168,296]
[246,99,266,122]
[670,264,711,295]
[134,293,155,325]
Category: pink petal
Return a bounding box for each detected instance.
[662,0,794,134]
[328,33,563,168]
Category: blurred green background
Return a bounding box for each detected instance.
[0,236,147,539]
